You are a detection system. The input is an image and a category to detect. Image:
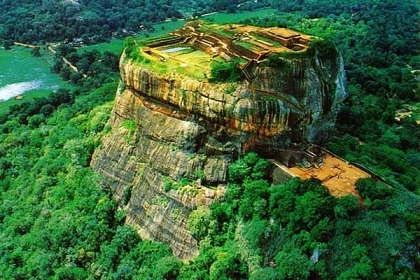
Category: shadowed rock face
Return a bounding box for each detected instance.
[92,24,346,259]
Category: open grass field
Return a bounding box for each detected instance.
[138,48,212,79]
[201,8,278,24]
[0,47,70,115]
[78,38,125,55]
[175,49,222,69]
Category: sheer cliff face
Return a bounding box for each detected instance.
[92,31,346,258]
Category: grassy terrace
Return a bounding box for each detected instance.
[127,21,311,80]
[129,46,218,79]
[197,24,235,39]
[201,8,278,24]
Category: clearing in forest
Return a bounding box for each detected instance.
[289,153,371,199]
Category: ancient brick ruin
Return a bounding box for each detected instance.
[141,21,312,80]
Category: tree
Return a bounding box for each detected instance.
[334,195,361,220]
[188,206,212,242]
[30,46,41,57]
[3,39,13,49]
[209,60,244,83]
[275,247,314,280]
[209,246,248,280]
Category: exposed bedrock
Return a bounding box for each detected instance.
[92,46,346,258]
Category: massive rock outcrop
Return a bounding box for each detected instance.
[91,22,346,259]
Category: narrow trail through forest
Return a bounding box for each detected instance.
[14,41,87,78]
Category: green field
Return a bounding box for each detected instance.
[78,38,125,55]
[201,8,278,24]
[0,47,70,115]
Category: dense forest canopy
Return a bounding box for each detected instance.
[0,0,270,44]
[0,0,183,43]
[0,0,419,279]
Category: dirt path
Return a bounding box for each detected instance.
[14,42,38,48]
[15,42,87,78]
[47,45,87,78]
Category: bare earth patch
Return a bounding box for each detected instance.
[290,153,370,199]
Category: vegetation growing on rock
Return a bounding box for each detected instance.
[209,59,244,83]
[0,0,418,279]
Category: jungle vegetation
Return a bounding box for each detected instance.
[0,0,418,279]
